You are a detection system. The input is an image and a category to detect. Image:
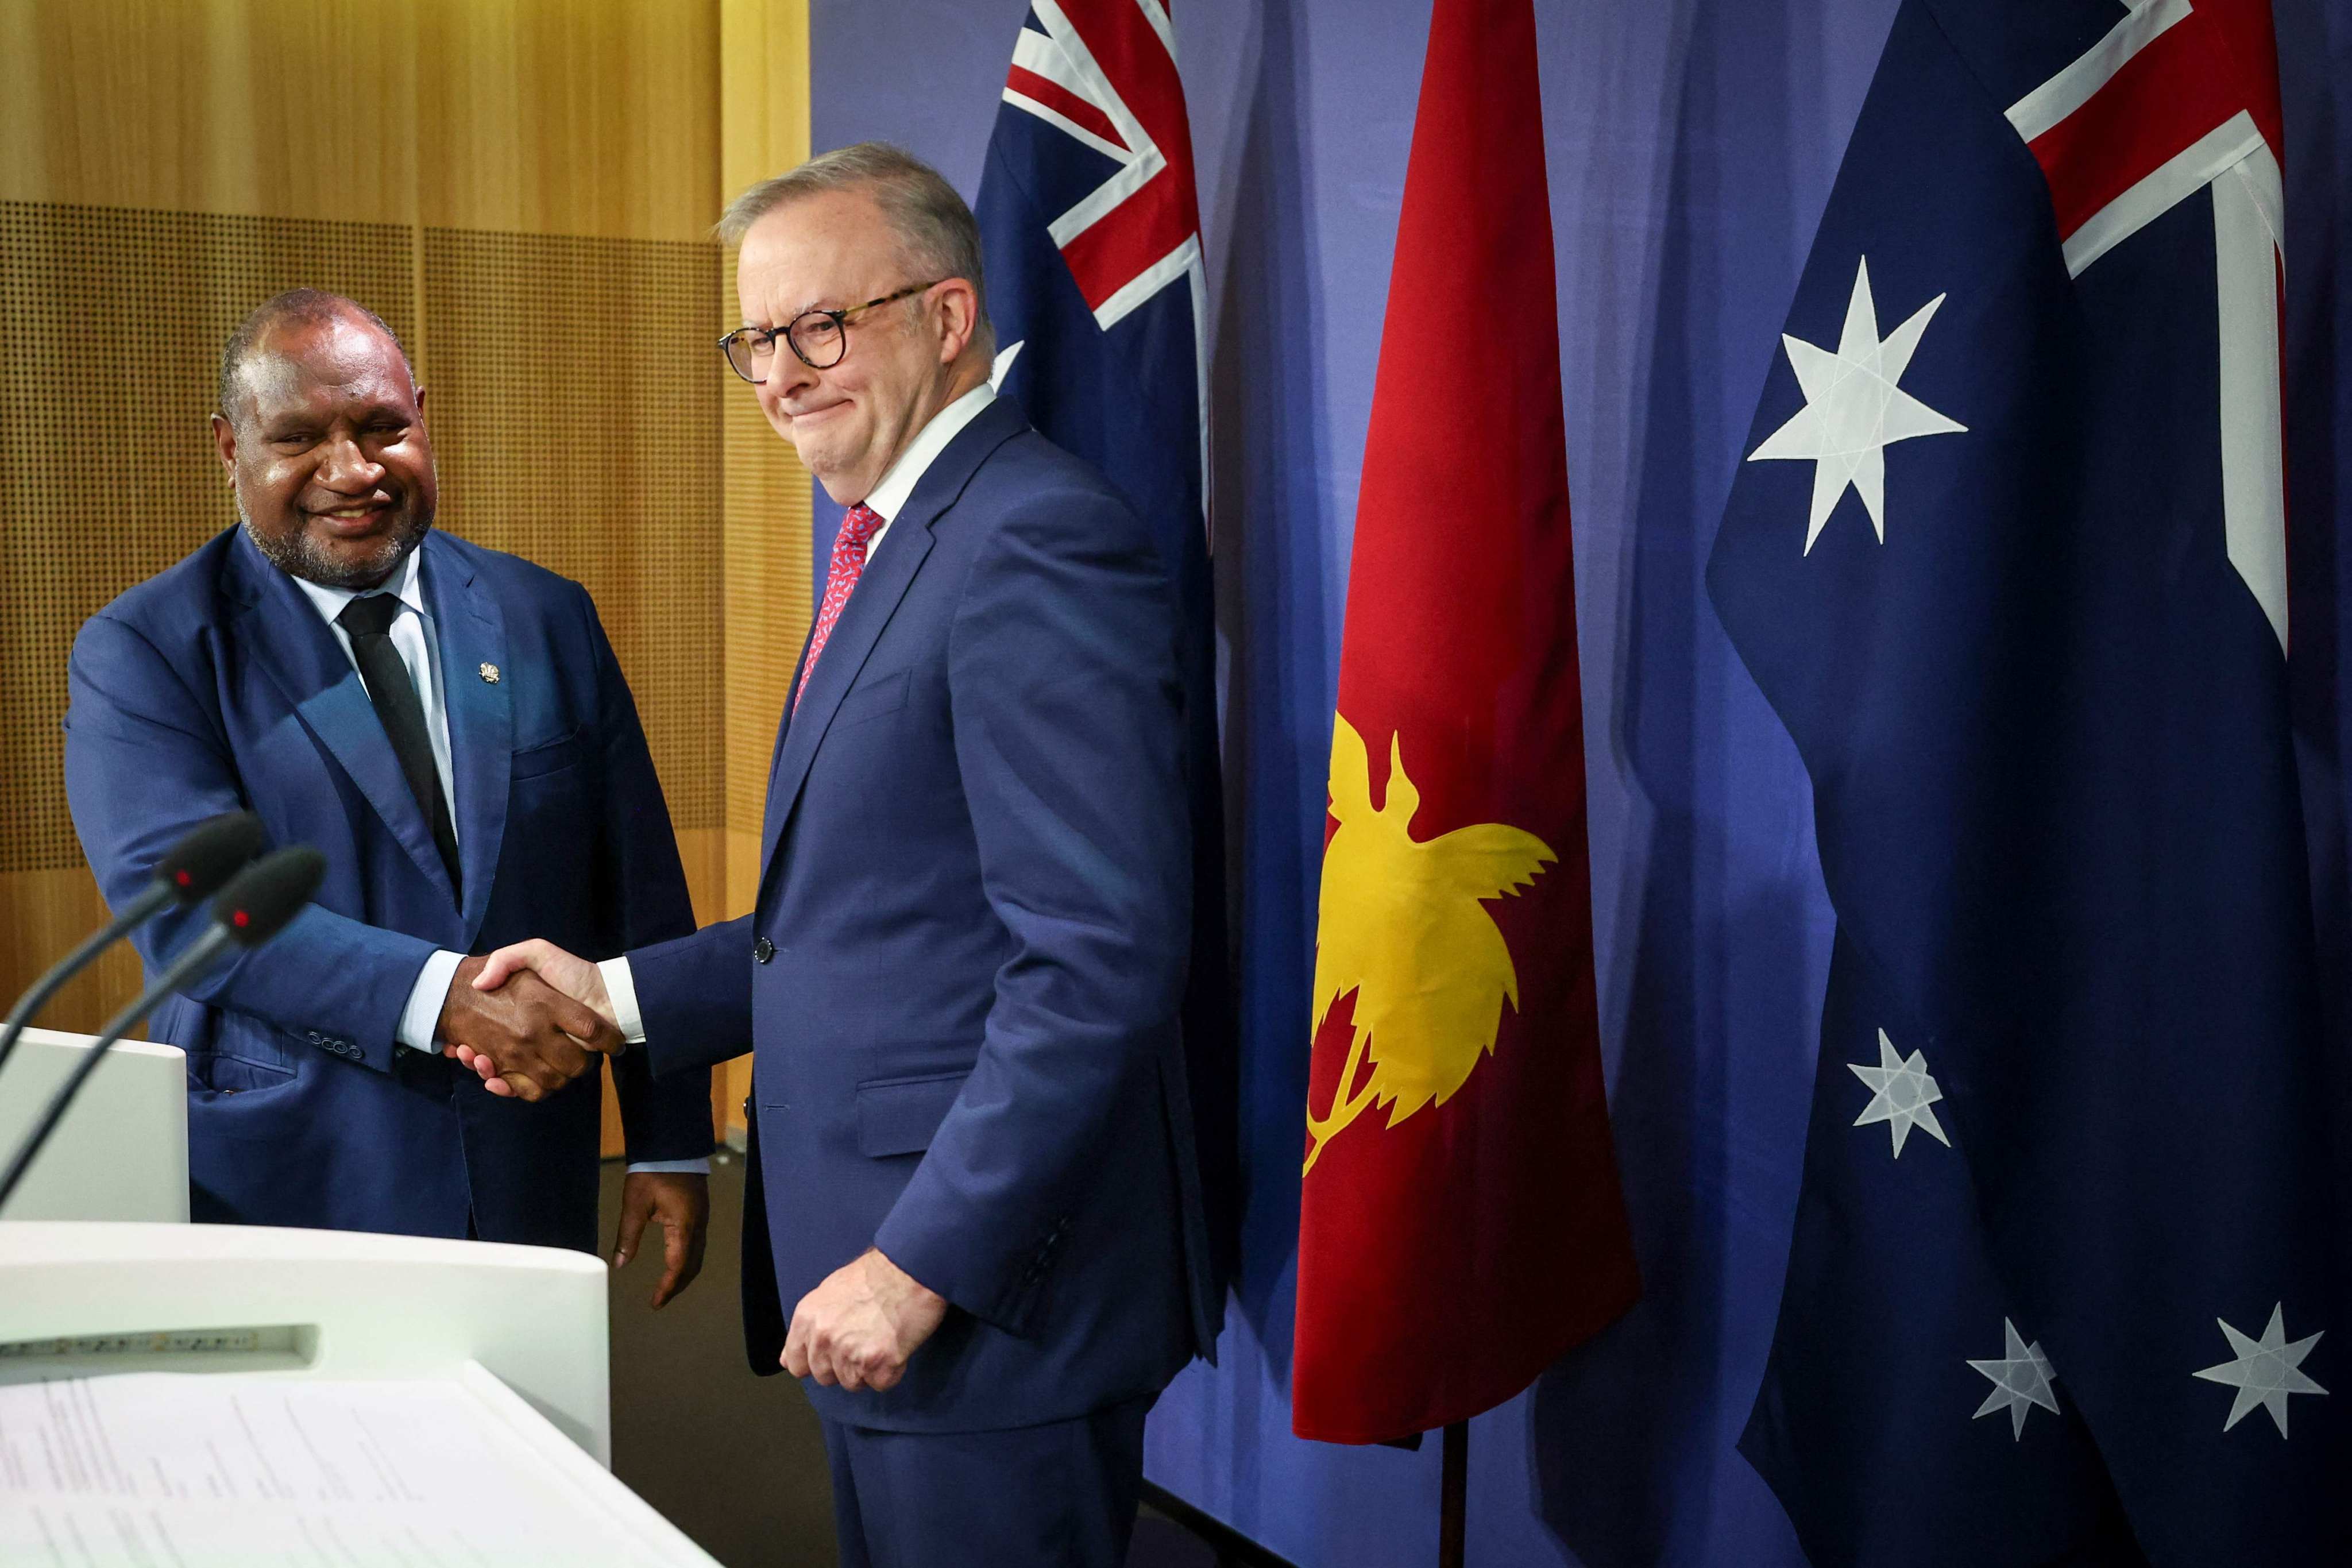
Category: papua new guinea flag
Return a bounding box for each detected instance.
[1710,1,2347,1562]
[1290,0,1640,1446]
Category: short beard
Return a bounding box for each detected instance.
[241,508,432,591]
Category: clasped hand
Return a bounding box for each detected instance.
[435,942,620,1102]
[439,943,708,1310]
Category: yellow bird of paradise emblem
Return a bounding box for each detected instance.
[1303,712,1556,1176]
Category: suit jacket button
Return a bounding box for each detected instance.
[753,937,775,964]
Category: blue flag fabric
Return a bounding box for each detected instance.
[973,1,1239,1295]
[1709,2,2347,1563]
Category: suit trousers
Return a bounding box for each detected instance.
[819,1394,1155,1568]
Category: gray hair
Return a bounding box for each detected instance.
[717,142,994,358]
[217,289,410,425]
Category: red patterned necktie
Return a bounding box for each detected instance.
[794,503,882,714]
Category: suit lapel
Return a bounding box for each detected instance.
[421,538,512,944]
[226,530,458,906]
[756,622,820,843]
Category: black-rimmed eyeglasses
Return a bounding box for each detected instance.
[717,281,944,382]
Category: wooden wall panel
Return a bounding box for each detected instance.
[417,0,721,244]
[0,0,418,226]
[713,0,814,1138]
[720,0,813,200]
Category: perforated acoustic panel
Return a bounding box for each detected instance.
[423,227,727,831]
[0,201,418,872]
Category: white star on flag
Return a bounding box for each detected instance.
[1969,1319,2060,1440]
[1748,256,1968,553]
[2193,1304,2327,1437]
[1849,1028,1949,1157]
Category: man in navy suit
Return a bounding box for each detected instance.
[63,290,712,1297]
[468,146,1222,1565]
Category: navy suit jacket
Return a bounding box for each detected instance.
[63,527,712,1250]
[629,400,1219,1432]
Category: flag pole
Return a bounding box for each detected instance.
[1439,1420,1467,1567]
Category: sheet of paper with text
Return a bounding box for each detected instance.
[0,1364,717,1567]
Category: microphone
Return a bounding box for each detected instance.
[0,845,325,1215]
[0,812,266,1081]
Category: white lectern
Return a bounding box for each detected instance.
[0,1221,610,1453]
[0,1222,721,1566]
[0,1025,188,1221]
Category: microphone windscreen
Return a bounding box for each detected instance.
[209,847,327,947]
[155,812,267,903]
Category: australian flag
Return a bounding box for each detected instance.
[974,0,1238,1296]
[1708,2,2347,1564]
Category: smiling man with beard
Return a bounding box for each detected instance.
[60,289,714,1295]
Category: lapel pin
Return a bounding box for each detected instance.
[478,663,501,685]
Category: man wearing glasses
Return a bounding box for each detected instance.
[466,144,1215,1568]
[63,289,715,1296]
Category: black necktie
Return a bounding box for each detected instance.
[337,593,462,897]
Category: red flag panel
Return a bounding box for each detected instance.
[1291,0,1640,1445]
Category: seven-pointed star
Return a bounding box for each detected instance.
[1748,256,1968,553]
[1849,1028,1950,1157]
[2193,1304,2327,1437]
[1969,1319,2060,1440]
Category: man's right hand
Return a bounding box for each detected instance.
[436,953,619,1103]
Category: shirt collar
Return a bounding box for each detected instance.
[860,383,997,523]
[289,536,430,629]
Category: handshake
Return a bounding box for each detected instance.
[433,940,614,1102]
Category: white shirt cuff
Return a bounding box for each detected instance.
[599,956,647,1045]
[599,959,701,1172]
[397,949,468,1053]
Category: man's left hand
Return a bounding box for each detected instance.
[613,1172,709,1309]
[783,1248,948,1392]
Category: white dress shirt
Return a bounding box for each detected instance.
[597,381,998,1046]
[293,537,704,1175]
